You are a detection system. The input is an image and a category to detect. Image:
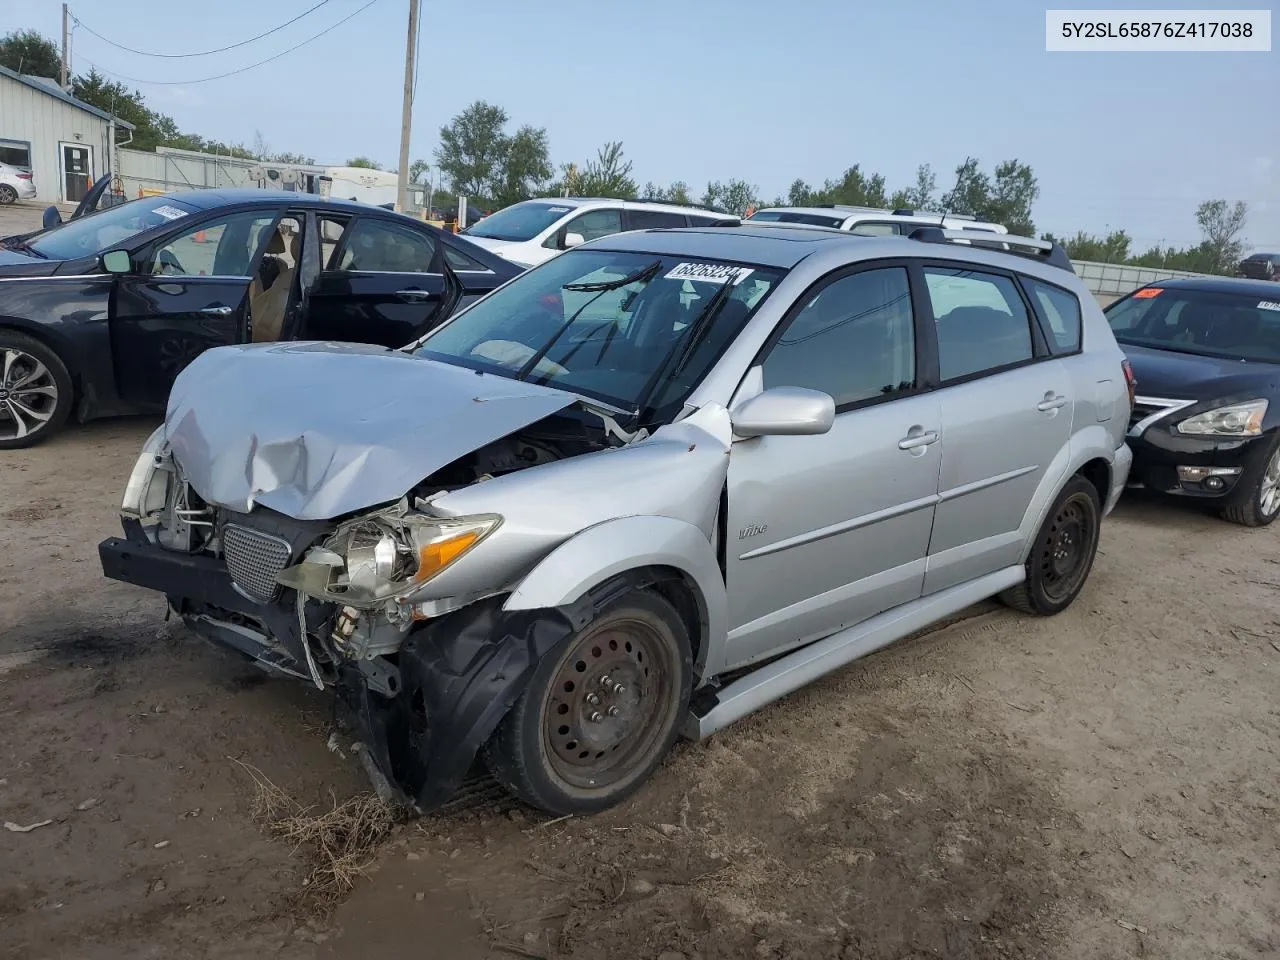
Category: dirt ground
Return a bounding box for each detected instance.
[2,417,1277,960]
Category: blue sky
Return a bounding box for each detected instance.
[13,0,1279,249]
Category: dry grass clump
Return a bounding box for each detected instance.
[232,758,406,910]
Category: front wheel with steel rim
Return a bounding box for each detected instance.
[1221,439,1280,527]
[1000,474,1101,616]
[483,590,692,815]
[0,331,74,450]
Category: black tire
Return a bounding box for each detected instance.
[1221,438,1280,527]
[0,329,74,449]
[483,589,693,816]
[0,184,17,205]
[1000,474,1101,616]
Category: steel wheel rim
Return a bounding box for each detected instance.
[0,348,58,441]
[541,616,675,791]
[1038,493,1097,602]
[1259,447,1280,517]
[0,185,15,203]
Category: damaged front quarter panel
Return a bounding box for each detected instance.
[338,573,667,813]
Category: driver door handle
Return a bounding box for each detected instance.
[199,305,233,315]
[396,289,436,302]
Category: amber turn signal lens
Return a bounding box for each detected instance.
[413,530,481,583]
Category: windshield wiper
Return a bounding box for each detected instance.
[631,275,740,423]
[563,259,663,292]
[515,260,664,380]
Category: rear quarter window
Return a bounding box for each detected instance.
[1026,278,1082,354]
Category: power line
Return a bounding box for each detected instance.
[70,1,335,58]
[78,0,381,85]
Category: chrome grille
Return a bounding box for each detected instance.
[1128,396,1194,437]
[222,524,292,603]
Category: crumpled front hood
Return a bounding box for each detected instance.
[164,342,580,520]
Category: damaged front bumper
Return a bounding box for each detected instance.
[98,529,577,812]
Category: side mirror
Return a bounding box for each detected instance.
[562,231,586,249]
[730,387,835,438]
[41,205,62,230]
[101,249,132,274]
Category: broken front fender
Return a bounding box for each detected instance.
[503,514,727,679]
[338,595,575,812]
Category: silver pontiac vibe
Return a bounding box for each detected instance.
[100,224,1133,816]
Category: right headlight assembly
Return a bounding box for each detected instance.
[279,512,501,607]
[1176,399,1268,437]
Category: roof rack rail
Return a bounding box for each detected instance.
[907,227,1075,273]
[631,197,733,214]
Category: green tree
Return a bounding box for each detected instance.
[347,156,381,169]
[640,180,692,204]
[888,163,938,211]
[1043,229,1132,263]
[435,101,551,206]
[1195,199,1248,274]
[941,157,1038,235]
[492,125,553,208]
[568,141,637,198]
[409,159,431,183]
[701,178,758,216]
[0,29,61,79]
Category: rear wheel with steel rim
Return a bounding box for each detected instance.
[0,184,17,205]
[0,331,74,450]
[483,590,692,815]
[1221,439,1280,527]
[1001,475,1101,616]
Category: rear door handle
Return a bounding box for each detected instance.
[1037,393,1068,412]
[898,429,940,450]
[199,305,233,315]
[396,289,436,302]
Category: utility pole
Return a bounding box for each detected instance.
[395,0,419,214]
[60,3,70,89]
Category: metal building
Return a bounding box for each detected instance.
[0,64,134,206]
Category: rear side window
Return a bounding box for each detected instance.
[442,242,490,271]
[337,218,437,273]
[1026,278,1082,354]
[687,214,728,227]
[923,268,1034,381]
[626,210,687,230]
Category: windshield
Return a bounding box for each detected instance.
[27,196,198,261]
[1106,287,1280,363]
[462,201,575,242]
[746,210,844,228]
[413,248,784,417]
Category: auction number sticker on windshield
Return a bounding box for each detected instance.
[1258,300,1280,312]
[152,205,189,221]
[664,262,753,285]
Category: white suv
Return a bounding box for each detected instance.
[460,197,738,267]
[746,205,1007,237]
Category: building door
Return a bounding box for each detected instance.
[60,143,93,202]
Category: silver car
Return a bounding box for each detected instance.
[99,224,1134,815]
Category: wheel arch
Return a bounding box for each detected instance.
[503,515,728,680]
[1017,427,1117,564]
[0,316,84,389]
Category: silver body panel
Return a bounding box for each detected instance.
[132,225,1133,737]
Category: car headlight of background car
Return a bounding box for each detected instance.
[279,512,501,606]
[1176,399,1268,437]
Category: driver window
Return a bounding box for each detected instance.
[762,267,916,407]
[150,211,279,277]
